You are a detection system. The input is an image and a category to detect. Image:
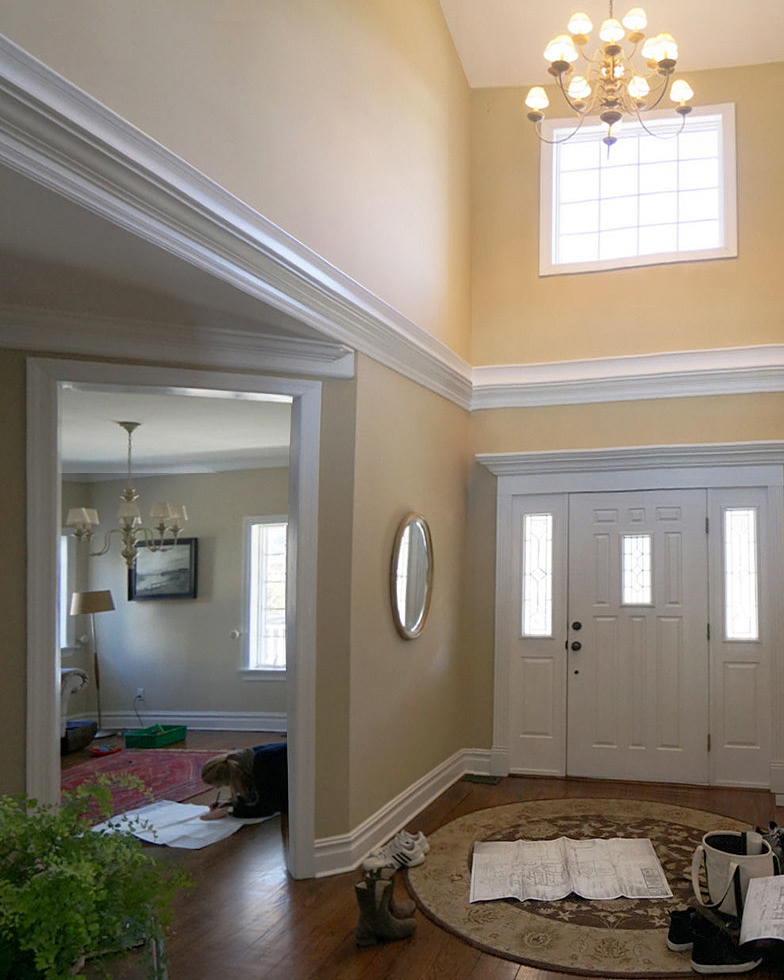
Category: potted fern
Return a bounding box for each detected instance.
[0,776,190,979]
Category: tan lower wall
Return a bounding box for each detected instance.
[348,355,470,829]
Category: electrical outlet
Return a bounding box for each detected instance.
[136,687,145,700]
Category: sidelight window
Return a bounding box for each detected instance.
[723,508,759,641]
[521,512,553,636]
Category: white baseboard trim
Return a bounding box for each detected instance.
[312,747,492,878]
[69,710,287,733]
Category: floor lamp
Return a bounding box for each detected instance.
[70,589,116,738]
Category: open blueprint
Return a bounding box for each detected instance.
[469,837,673,903]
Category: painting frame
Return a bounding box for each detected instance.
[128,537,198,601]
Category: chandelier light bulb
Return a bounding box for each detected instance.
[670,78,694,105]
[525,86,550,112]
[627,74,650,100]
[599,18,625,43]
[621,7,648,33]
[567,11,593,36]
[567,75,592,100]
[543,34,579,66]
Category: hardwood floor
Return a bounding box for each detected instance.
[85,761,784,980]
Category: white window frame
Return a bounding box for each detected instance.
[539,103,737,276]
[239,515,288,681]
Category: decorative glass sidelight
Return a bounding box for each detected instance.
[522,513,553,636]
[621,534,652,605]
[724,508,759,641]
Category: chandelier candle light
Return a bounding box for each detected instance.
[66,421,188,569]
[525,2,694,147]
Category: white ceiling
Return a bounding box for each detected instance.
[61,388,291,478]
[439,0,784,88]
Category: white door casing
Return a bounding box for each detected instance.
[483,446,784,791]
[566,490,709,784]
[27,358,322,879]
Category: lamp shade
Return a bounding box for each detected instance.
[70,590,115,616]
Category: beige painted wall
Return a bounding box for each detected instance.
[471,62,784,366]
[62,468,289,720]
[348,355,469,827]
[0,0,472,356]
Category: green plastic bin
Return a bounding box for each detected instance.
[124,725,187,748]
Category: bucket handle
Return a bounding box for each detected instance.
[691,845,742,913]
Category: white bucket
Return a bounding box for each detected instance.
[691,830,775,917]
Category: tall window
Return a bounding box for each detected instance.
[539,104,737,275]
[724,508,759,641]
[244,517,287,671]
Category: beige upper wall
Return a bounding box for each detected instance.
[471,62,784,366]
[0,0,472,357]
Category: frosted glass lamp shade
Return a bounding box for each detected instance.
[525,86,550,111]
[628,75,650,99]
[66,508,99,527]
[622,7,647,32]
[543,34,579,64]
[567,76,592,100]
[567,11,593,35]
[168,504,188,522]
[599,18,625,43]
[149,501,173,519]
[670,79,694,104]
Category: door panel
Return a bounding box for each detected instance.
[567,490,709,784]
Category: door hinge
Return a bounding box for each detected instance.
[705,516,710,534]
[707,623,711,641]
[707,733,712,752]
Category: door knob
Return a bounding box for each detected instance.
[570,641,582,651]
[572,621,582,630]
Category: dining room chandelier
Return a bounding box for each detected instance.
[524,2,694,147]
[66,421,188,569]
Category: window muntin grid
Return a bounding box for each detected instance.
[724,508,759,641]
[521,512,553,636]
[540,105,736,275]
[621,534,652,605]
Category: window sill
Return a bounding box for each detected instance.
[238,668,287,682]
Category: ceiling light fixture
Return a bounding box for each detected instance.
[525,2,694,147]
[66,421,188,568]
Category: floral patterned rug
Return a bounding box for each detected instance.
[405,798,750,977]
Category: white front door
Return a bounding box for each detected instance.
[566,489,710,783]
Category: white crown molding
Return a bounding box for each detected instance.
[477,441,784,478]
[472,345,784,409]
[0,35,472,408]
[0,305,355,379]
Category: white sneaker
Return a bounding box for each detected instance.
[362,836,425,871]
[393,829,429,854]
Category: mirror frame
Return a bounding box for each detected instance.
[389,513,434,640]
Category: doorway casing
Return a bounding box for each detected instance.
[478,443,784,796]
[27,357,321,879]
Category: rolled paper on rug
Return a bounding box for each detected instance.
[405,798,752,978]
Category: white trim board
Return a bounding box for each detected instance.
[28,358,320,880]
[0,35,471,410]
[71,710,288,733]
[472,345,784,409]
[313,748,492,877]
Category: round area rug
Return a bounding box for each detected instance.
[405,798,750,977]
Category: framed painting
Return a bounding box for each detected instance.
[128,537,198,600]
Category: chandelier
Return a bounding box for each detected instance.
[525,3,694,147]
[66,421,188,568]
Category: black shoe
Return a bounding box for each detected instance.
[690,928,762,974]
[668,908,700,951]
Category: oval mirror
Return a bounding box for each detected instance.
[390,513,433,639]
